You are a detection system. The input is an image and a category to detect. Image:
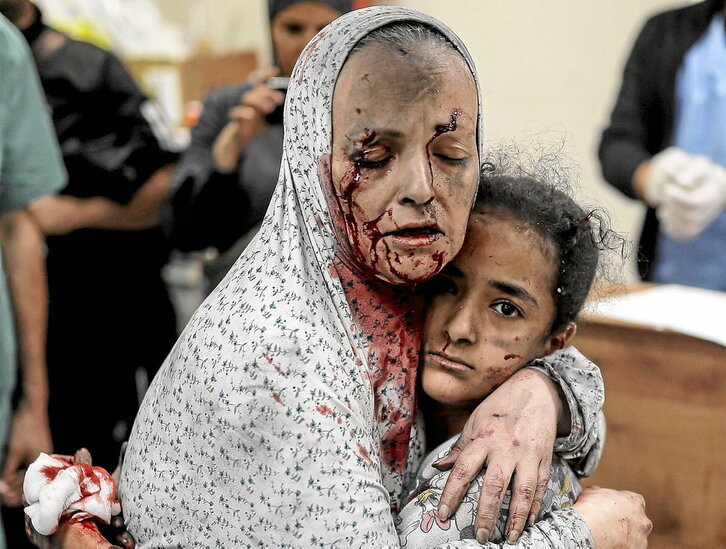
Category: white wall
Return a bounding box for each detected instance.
[153,0,271,58]
[392,0,691,280]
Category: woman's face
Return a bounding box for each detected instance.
[331,42,479,285]
[421,211,573,406]
[271,2,341,76]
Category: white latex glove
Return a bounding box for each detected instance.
[658,162,726,241]
[642,147,693,207]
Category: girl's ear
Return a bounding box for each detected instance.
[545,322,577,354]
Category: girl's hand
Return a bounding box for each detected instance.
[433,369,563,544]
[573,487,652,548]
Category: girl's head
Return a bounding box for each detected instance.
[269,0,352,76]
[331,22,480,285]
[422,160,621,406]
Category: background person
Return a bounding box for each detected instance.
[162,0,352,290]
[0,1,179,545]
[599,0,726,289]
[0,12,66,549]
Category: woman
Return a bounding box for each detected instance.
[114,7,637,548]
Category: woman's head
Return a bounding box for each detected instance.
[269,0,352,75]
[422,160,622,406]
[330,22,480,285]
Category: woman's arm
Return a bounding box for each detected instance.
[434,348,604,543]
[398,444,586,547]
[399,448,650,548]
[527,349,605,476]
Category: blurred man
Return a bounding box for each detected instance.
[599,0,726,290]
[0,12,66,549]
[0,1,178,544]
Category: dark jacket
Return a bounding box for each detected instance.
[161,84,284,253]
[598,0,724,279]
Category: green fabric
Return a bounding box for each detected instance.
[0,15,65,548]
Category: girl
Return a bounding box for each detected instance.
[397,163,650,547]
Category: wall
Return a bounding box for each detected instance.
[153,0,271,59]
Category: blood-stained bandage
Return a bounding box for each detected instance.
[23,453,120,536]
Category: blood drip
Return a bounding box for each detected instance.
[425,110,461,184]
[333,259,425,474]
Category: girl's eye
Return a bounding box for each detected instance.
[492,301,522,318]
[428,276,458,296]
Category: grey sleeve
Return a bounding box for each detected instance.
[525,347,605,476]
[160,84,254,252]
[397,443,593,548]
[428,509,593,549]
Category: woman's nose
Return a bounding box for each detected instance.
[444,301,477,346]
[397,153,435,206]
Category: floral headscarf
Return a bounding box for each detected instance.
[120,6,483,546]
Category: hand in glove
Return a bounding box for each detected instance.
[658,162,726,241]
[642,147,726,241]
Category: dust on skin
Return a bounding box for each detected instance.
[321,40,478,494]
[330,40,478,286]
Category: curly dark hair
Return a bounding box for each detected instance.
[476,155,627,333]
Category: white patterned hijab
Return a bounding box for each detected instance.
[122,6,483,546]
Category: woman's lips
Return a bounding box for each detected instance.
[427,351,472,373]
[383,227,444,247]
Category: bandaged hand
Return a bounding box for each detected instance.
[642,147,726,241]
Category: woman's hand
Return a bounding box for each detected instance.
[573,487,652,548]
[212,67,286,172]
[25,448,135,549]
[433,368,564,544]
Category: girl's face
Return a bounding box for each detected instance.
[271,2,341,76]
[331,42,479,285]
[421,211,575,406]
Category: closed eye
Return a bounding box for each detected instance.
[428,275,458,296]
[353,147,393,170]
[434,154,468,166]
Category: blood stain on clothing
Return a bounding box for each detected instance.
[356,442,373,464]
[316,404,333,416]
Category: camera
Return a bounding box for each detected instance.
[265,76,289,124]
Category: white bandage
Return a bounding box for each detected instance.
[23,453,121,536]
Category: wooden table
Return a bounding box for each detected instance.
[573,288,726,549]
